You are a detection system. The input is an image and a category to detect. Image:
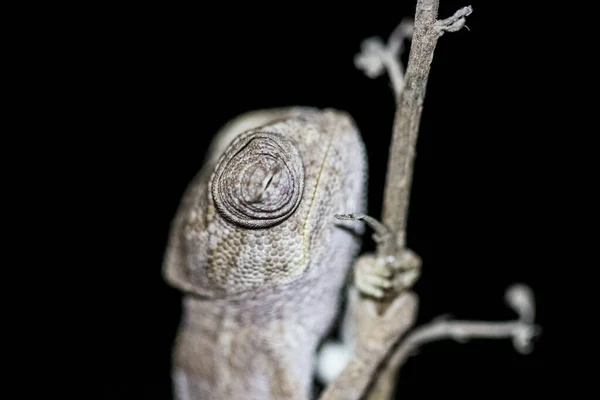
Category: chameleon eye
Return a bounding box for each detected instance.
[211,132,304,229]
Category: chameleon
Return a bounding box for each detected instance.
[161,5,538,399]
[162,107,409,400]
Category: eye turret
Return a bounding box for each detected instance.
[210,132,304,229]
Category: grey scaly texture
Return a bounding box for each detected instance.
[163,107,367,400]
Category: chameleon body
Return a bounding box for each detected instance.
[163,107,367,400]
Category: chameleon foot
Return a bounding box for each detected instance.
[354,250,421,299]
[334,213,421,299]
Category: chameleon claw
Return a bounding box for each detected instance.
[354,250,421,299]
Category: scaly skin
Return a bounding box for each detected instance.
[163,107,367,400]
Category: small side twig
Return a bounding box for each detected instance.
[354,19,413,97]
[434,6,472,33]
[335,213,392,245]
[389,284,541,370]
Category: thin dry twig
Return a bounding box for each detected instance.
[335,213,392,244]
[354,19,413,97]
[380,1,473,257]
[388,284,541,372]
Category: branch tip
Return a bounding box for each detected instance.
[505,283,535,323]
[434,5,473,34]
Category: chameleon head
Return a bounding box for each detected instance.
[163,108,366,299]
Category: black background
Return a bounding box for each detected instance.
[81,1,554,398]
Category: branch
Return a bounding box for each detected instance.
[319,284,539,400]
[380,1,472,257]
[363,284,536,400]
[318,292,418,400]
[349,2,473,399]
[389,284,540,370]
